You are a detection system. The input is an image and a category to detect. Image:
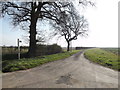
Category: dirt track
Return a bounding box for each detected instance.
[2,51,118,88]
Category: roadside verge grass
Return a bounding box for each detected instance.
[2,50,80,73]
[84,48,119,71]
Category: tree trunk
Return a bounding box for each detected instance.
[67,41,70,51]
[28,4,38,57]
[28,19,37,57]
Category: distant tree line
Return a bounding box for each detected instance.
[75,47,95,50]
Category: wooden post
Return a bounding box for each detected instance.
[18,39,20,60]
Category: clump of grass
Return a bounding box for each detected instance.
[84,48,119,71]
[2,50,80,73]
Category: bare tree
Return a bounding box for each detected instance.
[0,2,70,57]
[49,2,94,51]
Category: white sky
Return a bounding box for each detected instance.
[1,0,119,47]
[55,0,119,47]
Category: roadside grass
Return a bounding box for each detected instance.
[84,48,120,71]
[2,50,80,73]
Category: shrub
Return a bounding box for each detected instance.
[36,44,47,56]
[36,44,62,56]
[47,44,62,54]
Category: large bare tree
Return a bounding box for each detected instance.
[0,2,70,57]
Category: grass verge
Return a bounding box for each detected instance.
[2,50,80,73]
[84,48,119,71]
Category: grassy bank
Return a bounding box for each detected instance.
[2,50,80,73]
[84,48,119,71]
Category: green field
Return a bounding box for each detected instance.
[101,48,119,55]
[2,50,80,73]
[84,48,119,71]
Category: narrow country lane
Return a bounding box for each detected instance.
[2,51,118,88]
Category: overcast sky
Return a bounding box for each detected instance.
[0,0,119,47]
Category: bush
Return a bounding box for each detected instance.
[36,44,62,56]
[47,44,62,54]
[36,44,47,56]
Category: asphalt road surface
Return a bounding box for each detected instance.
[2,51,119,88]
